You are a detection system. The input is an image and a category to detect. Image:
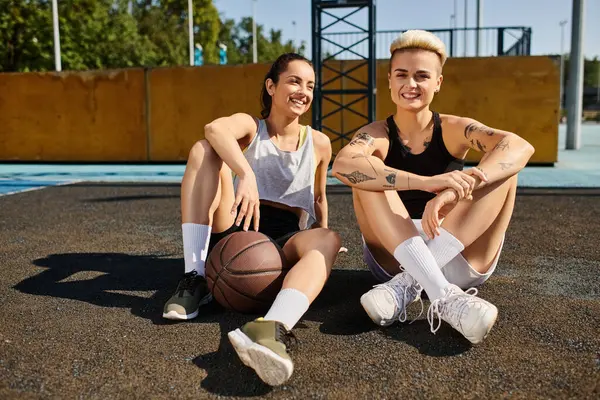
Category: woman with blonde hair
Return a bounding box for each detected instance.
[332,30,534,344]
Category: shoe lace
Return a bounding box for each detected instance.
[427,287,478,334]
[376,274,423,323]
[275,322,299,351]
[177,271,200,294]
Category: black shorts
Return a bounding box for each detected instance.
[207,204,301,254]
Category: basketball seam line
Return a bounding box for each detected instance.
[221,239,274,271]
[208,233,236,295]
[214,276,273,305]
[225,268,292,276]
[209,233,288,309]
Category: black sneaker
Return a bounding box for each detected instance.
[162,271,212,320]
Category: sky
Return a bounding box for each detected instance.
[213,0,600,59]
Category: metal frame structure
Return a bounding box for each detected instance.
[323,26,532,61]
[311,0,376,150]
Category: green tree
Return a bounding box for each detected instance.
[218,16,305,65]
[136,0,220,65]
[0,0,54,72]
[58,0,151,70]
[0,0,304,72]
[560,56,600,89]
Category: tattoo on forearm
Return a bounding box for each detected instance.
[423,136,431,148]
[385,172,396,185]
[339,171,376,184]
[493,138,509,151]
[464,122,496,139]
[351,153,378,174]
[498,162,513,170]
[349,132,375,147]
[382,169,396,188]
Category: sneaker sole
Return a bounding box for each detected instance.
[162,293,212,320]
[227,329,293,386]
[360,294,395,327]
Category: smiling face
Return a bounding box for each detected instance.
[388,49,443,112]
[265,60,315,119]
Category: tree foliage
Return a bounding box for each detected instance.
[0,0,305,72]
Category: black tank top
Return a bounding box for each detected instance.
[384,112,465,219]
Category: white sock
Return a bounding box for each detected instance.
[427,228,465,269]
[182,223,211,276]
[393,236,450,301]
[264,288,309,330]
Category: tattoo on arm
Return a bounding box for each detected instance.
[465,122,492,152]
[493,138,509,151]
[498,162,513,170]
[381,169,397,189]
[470,139,486,152]
[338,171,376,184]
[464,123,476,139]
[386,172,396,184]
[349,132,375,147]
[464,122,496,139]
[423,136,431,148]
[482,126,495,136]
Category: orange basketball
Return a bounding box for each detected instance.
[205,231,291,313]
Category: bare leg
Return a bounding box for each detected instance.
[441,175,517,273]
[352,189,418,276]
[181,139,236,232]
[352,189,499,343]
[165,140,238,320]
[227,228,341,388]
[279,228,342,302]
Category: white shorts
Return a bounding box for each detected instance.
[362,220,503,289]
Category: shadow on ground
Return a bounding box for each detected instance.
[14,252,473,395]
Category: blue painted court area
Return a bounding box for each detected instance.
[0,165,185,197]
[1,124,599,196]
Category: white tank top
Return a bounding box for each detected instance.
[234,119,317,229]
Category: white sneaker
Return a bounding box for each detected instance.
[427,284,498,344]
[360,272,423,326]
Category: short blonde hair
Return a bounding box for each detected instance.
[389,30,448,67]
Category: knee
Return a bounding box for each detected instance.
[328,229,343,253]
[322,227,342,247]
[188,139,219,167]
[313,228,342,260]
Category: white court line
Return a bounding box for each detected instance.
[0,180,81,197]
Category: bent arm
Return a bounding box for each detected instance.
[204,113,258,178]
[331,128,424,192]
[312,132,332,228]
[458,118,535,189]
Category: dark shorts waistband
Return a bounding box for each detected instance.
[208,204,300,253]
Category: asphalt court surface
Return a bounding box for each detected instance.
[0,183,599,399]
